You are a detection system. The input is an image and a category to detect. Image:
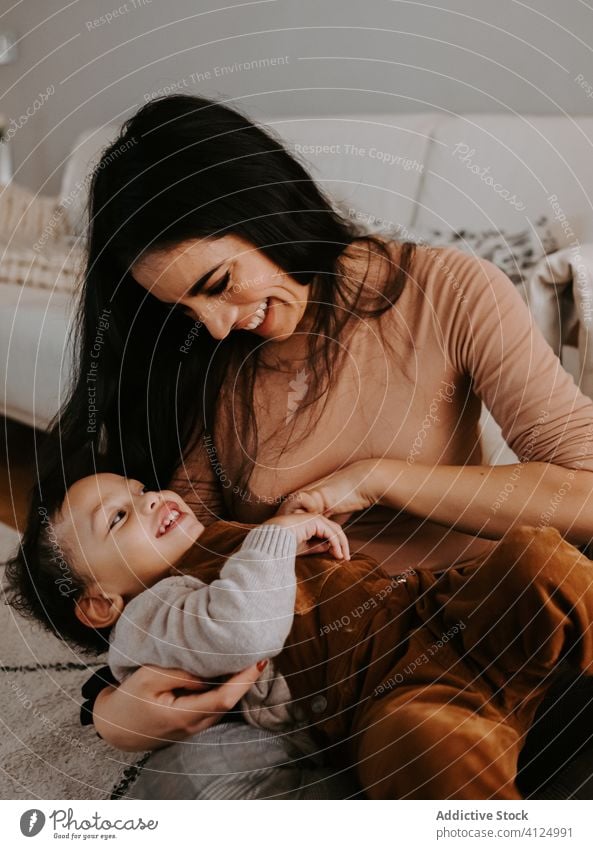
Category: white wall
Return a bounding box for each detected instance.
[1,0,592,194]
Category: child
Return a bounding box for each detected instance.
[11,472,349,732]
[7,470,593,799]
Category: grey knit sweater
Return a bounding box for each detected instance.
[108,524,298,730]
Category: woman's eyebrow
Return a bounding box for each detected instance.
[187,262,223,297]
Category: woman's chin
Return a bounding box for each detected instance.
[258,321,296,342]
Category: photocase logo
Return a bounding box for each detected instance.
[20,810,45,837]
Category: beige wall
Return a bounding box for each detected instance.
[1,0,592,194]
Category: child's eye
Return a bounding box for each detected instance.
[140,484,148,494]
[109,510,126,530]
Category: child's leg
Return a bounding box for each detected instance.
[355,684,523,799]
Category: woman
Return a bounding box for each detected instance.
[30,93,593,791]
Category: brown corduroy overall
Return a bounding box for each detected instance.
[179,520,593,799]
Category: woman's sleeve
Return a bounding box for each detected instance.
[168,434,229,527]
[443,247,593,472]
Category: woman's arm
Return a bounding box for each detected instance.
[91,664,264,752]
[370,458,593,545]
[433,248,593,545]
[387,248,593,545]
[283,455,593,546]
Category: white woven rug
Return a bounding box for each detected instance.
[0,522,145,799]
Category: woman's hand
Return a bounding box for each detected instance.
[278,459,382,521]
[265,512,350,560]
[93,663,264,752]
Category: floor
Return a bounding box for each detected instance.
[0,416,38,532]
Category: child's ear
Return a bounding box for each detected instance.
[75,592,124,629]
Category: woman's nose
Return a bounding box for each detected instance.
[201,305,240,340]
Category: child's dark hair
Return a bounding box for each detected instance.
[4,445,112,654]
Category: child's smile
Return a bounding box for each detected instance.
[155,502,185,538]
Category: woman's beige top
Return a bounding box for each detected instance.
[172,243,593,574]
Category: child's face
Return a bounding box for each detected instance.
[55,473,204,599]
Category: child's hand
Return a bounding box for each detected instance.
[277,460,379,521]
[264,513,350,560]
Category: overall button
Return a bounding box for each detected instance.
[310,695,328,715]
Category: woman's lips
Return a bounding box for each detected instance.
[240,298,269,331]
[233,297,279,334]
[252,296,276,333]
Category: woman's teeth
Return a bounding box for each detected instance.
[244,299,269,331]
[158,509,180,537]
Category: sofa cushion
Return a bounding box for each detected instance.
[275,112,439,231]
[0,283,73,427]
[415,216,558,289]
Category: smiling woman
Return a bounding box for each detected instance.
[15,91,593,798]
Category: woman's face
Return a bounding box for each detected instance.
[132,234,312,342]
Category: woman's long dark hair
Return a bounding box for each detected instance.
[34,94,416,520]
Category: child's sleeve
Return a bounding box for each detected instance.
[108,524,297,681]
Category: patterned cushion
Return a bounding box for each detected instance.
[417,216,558,288]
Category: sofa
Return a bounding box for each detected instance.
[2,110,593,465]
